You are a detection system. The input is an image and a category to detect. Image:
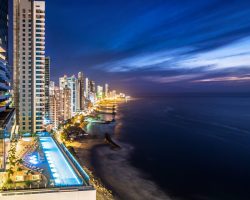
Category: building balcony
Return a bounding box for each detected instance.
[0,82,10,90]
[35,34,45,38]
[0,61,7,71]
[36,10,45,14]
[0,93,10,101]
[0,72,10,83]
[0,106,6,112]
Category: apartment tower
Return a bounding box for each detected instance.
[62,86,71,121]
[0,0,16,171]
[104,83,109,98]
[77,71,84,111]
[67,75,78,115]
[13,0,46,133]
[45,56,50,119]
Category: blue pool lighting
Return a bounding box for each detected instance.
[51,168,57,173]
[61,143,90,182]
[29,154,39,165]
[40,137,83,186]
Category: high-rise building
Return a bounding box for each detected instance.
[62,86,71,121]
[0,0,8,60]
[84,77,89,99]
[67,75,78,115]
[77,72,85,111]
[96,85,103,99]
[104,83,109,98]
[110,90,117,99]
[49,81,55,96]
[13,0,46,133]
[59,74,67,89]
[88,80,96,103]
[49,92,56,128]
[49,82,74,129]
[0,0,16,171]
[49,86,61,128]
[45,57,50,119]
[59,75,78,115]
[89,80,95,93]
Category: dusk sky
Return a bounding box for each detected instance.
[46,0,250,95]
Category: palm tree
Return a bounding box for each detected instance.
[6,167,14,178]
[17,167,23,172]
[16,158,23,165]
[26,170,32,175]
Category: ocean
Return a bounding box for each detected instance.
[88,94,250,200]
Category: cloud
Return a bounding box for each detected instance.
[194,75,250,83]
[48,0,250,92]
[143,74,203,83]
[181,37,250,71]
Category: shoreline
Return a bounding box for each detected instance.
[63,99,170,199]
[68,138,115,200]
[69,138,122,199]
[70,137,171,200]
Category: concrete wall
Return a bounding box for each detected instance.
[0,189,96,200]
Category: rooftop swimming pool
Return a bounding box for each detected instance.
[40,137,83,186]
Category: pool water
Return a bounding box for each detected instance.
[40,137,83,186]
[29,154,39,165]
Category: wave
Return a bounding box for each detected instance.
[92,142,172,200]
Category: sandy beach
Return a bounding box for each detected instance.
[67,139,114,200]
[70,138,170,200]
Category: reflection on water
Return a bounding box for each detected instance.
[90,96,250,200]
[85,114,116,137]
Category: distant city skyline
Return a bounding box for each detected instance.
[46,0,250,94]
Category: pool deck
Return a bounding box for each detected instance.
[1,135,96,199]
[40,137,84,187]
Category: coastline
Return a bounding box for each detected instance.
[70,137,171,200]
[67,139,114,200]
[65,99,170,200]
[61,99,170,199]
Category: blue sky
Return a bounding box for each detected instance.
[46,0,250,94]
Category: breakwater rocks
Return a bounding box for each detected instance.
[105,133,121,150]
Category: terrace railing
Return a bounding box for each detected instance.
[0,185,95,196]
[51,136,90,185]
[61,143,90,184]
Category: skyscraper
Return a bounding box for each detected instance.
[67,75,78,115]
[84,77,89,99]
[96,85,103,99]
[45,57,50,119]
[49,80,55,95]
[13,0,46,133]
[88,80,96,103]
[59,75,78,116]
[89,80,95,93]
[49,82,74,128]
[62,86,71,120]
[104,83,109,98]
[49,85,61,128]
[0,0,16,171]
[0,0,8,60]
[77,71,85,111]
[59,74,67,89]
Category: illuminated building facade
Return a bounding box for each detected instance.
[45,56,50,119]
[104,83,109,98]
[13,0,46,133]
[96,85,103,99]
[77,71,85,111]
[0,0,16,171]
